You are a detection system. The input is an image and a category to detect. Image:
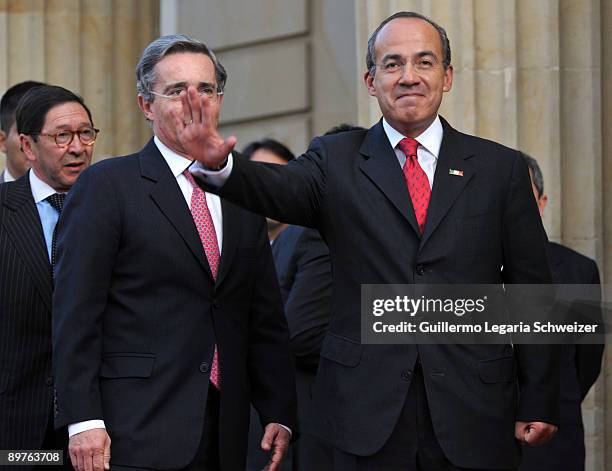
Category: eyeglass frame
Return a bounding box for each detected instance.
[149,86,224,101]
[34,127,100,148]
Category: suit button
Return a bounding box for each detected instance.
[401,370,412,381]
[416,265,425,276]
[212,300,220,309]
[46,377,53,386]
[199,362,210,373]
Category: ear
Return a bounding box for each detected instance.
[443,64,454,92]
[0,130,6,154]
[364,70,377,97]
[20,134,37,163]
[138,94,154,121]
[537,194,548,219]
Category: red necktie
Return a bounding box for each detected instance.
[398,137,431,233]
[183,169,221,388]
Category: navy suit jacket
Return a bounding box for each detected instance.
[52,140,297,470]
[0,174,55,454]
[204,118,560,469]
[547,242,603,424]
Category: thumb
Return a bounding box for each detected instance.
[222,136,237,156]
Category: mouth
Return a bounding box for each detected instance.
[64,162,85,171]
[396,93,424,101]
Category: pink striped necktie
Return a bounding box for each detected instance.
[183,169,221,389]
[398,137,431,234]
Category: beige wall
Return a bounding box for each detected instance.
[0,0,159,164]
[168,0,360,155]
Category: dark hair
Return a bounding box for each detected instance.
[16,85,94,139]
[242,138,295,163]
[0,81,46,133]
[137,34,227,102]
[324,123,366,135]
[366,11,451,76]
[522,152,544,198]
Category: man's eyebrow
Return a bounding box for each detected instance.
[162,81,187,92]
[380,53,403,63]
[415,50,438,59]
[162,81,216,92]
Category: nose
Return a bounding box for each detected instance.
[67,134,85,155]
[398,62,419,85]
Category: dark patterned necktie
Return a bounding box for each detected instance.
[46,193,66,270]
[398,137,431,234]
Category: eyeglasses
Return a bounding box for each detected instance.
[150,85,223,101]
[37,127,100,148]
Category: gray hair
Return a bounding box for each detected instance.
[366,11,451,76]
[136,34,227,102]
[522,152,545,198]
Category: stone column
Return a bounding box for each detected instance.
[0,0,158,164]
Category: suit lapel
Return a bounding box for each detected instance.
[2,174,53,310]
[359,121,420,236]
[215,198,239,287]
[141,139,214,279]
[420,118,475,248]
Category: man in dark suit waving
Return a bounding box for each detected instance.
[0,84,93,468]
[52,35,296,471]
[180,12,559,470]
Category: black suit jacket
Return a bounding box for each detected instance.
[248,225,332,470]
[0,175,54,451]
[272,226,332,376]
[548,242,603,424]
[207,118,559,469]
[52,140,297,470]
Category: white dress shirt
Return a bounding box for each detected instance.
[382,115,443,189]
[3,168,16,182]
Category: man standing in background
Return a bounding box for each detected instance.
[0,84,95,469]
[0,81,44,183]
[244,138,333,471]
[520,153,603,471]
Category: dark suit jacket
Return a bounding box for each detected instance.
[0,174,54,451]
[0,171,6,184]
[248,226,332,470]
[547,242,603,424]
[52,139,297,470]
[519,242,603,470]
[273,226,332,377]
[207,118,559,469]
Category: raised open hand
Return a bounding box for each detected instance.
[172,85,236,168]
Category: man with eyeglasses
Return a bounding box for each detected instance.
[52,35,297,471]
[0,84,94,469]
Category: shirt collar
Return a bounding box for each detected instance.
[382,115,443,158]
[3,168,16,182]
[29,169,59,203]
[154,136,193,178]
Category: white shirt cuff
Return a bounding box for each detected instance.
[68,420,106,437]
[190,153,234,188]
[278,424,292,437]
